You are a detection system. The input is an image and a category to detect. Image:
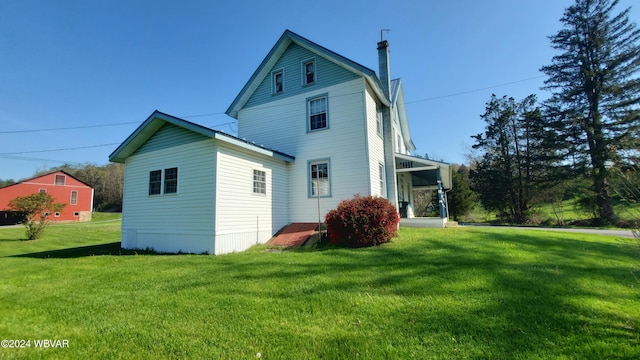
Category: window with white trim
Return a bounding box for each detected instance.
[163,168,178,194]
[272,70,283,94]
[379,163,386,196]
[70,191,78,205]
[308,96,327,131]
[149,170,162,195]
[253,169,266,194]
[303,59,315,85]
[55,174,66,186]
[310,160,330,197]
[376,110,383,136]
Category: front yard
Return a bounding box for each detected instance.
[0,219,638,359]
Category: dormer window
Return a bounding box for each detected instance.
[303,59,315,85]
[272,70,284,94]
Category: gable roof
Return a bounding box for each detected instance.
[109,110,295,164]
[0,170,92,190]
[226,29,390,119]
[390,79,416,152]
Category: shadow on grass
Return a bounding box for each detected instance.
[10,242,171,258]
[198,229,639,358]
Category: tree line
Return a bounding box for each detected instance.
[467,0,639,225]
[1,163,124,212]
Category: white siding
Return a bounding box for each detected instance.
[238,78,371,222]
[365,84,386,197]
[214,142,289,254]
[121,124,217,254]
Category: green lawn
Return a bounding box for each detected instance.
[0,219,639,359]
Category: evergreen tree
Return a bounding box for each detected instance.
[541,0,640,224]
[447,165,476,221]
[471,94,556,223]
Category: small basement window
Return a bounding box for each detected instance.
[74,212,80,217]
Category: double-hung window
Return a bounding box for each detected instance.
[253,169,266,194]
[379,163,386,196]
[272,70,283,94]
[70,191,78,205]
[303,59,315,85]
[308,96,327,131]
[309,160,330,197]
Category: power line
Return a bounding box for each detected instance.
[0,143,120,155]
[0,75,545,135]
[0,121,141,134]
[0,154,84,164]
[405,75,546,104]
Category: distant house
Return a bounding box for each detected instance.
[110,30,451,255]
[0,170,94,224]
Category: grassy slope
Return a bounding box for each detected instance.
[0,220,638,359]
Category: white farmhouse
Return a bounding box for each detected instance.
[109,30,451,254]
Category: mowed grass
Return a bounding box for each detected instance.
[0,219,639,359]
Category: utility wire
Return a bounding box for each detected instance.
[0,76,545,135]
[405,75,546,104]
[0,143,120,155]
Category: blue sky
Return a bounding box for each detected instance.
[1,0,638,181]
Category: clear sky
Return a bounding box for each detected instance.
[1,0,638,181]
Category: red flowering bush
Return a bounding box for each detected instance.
[325,195,399,248]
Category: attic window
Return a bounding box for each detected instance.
[303,59,315,85]
[272,70,284,94]
[55,174,66,186]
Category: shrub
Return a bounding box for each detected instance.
[8,192,66,240]
[325,195,399,248]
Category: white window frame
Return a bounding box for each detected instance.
[376,109,383,137]
[302,58,316,85]
[272,69,284,94]
[149,170,162,195]
[70,190,78,205]
[163,167,178,194]
[149,168,178,196]
[307,94,328,132]
[253,169,266,195]
[379,163,386,197]
[55,174,66,186]
[309,159,331,198]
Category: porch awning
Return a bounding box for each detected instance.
[395,154,452,190]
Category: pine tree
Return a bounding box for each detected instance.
[471,94,556,223]
[541,0,640,224]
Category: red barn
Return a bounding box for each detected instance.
[0,171,94,223]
